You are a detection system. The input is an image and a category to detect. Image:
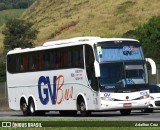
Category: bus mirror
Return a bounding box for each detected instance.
[146,58,156,75]
[94,61,100,77]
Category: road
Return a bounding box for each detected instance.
[0,110,160,121]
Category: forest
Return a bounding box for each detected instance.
[0,0,35,10]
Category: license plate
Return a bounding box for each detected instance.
[123,103,132,107]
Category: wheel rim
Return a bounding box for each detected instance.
[80,102,86,112]
[22,102,27,112]
[30,102,35,114]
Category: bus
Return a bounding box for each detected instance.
[6,37,156,116]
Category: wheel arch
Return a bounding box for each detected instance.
[20,96,28,106]
[76,93,88,110]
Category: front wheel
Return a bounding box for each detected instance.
[79,99,91,116]
[120,109,131,116]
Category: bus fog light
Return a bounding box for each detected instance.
[143,95,149,99]
[140,95,149,99]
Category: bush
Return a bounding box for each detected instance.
[2,18,38,49]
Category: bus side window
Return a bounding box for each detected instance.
[79,49,83,67]
[73,49,79,67]
[39,53,44,70]
[56,51,61,68]
[23,55,29,72]
[50,51,56,69]
[68,50,73,67]
[44,52,50,69]
[85,45,98,91]
[16,55,21,72]
[7,54,16,73]
[29,54,37,71]
[63,50,68,68]
[36,53,40,70]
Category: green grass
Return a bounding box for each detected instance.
[0,119,159,130]
[117,1,136,14]
[0,9,25,26]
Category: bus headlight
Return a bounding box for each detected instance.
[140,95,149,99]
[101,97,115,101]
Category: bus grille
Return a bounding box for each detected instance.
[155,101,160,106]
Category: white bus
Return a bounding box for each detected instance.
[7,37,156,116]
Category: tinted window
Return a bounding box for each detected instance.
[149,85,160,93]
[7,45,84,73]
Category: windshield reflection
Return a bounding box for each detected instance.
[99,62,147,92]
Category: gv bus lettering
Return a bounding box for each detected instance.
[38,75,73,105]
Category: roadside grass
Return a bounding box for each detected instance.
[0,118,159,130]
[116,1,136,14]
[0,127,159,130]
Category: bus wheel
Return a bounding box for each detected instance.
[59,111,77,116]
[20,101,29,116]
[79,99,91,116]
[29,100,36,116]
[120,109,131,116]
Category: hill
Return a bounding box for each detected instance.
[22,0,160,46]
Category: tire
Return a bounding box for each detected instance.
[20,101,29,116]
[79,99,91,116]
[120,109,131,116]
[59,111,77,116]
[29,100,36,116]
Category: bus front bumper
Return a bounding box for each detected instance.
[100,99,150,110]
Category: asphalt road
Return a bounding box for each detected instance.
[0,110,160,121]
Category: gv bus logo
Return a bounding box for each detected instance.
[104,93,110,97]
[123,46,132,55]
[38,75,73,105]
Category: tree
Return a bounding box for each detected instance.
[2,18,38,50]
[0,3,6,11]
[123,16,160,63]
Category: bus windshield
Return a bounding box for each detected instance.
[95,41,148,92]
[99,62,147,92]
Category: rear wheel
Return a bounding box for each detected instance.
[20,100,29,116]
[29,100,36,116]
[120,109,131,116]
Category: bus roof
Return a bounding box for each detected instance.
[7,37,139,55]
